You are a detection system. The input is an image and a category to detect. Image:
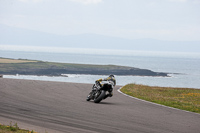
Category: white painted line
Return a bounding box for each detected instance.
[117,87,200,115]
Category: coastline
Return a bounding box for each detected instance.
[2,57,200,89]
[0,57,169,77]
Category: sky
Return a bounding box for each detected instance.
[0,0,200,42]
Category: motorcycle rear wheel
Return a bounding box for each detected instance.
[94,90,106,103]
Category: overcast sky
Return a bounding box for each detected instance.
[0,0,200,41]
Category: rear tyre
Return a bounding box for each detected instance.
[94,90,106,103]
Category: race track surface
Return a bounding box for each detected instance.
[0,78,200,133]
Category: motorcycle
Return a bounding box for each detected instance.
[86,81,114,103]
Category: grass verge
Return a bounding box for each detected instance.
[0,122,37,133]
[120,84,200,113]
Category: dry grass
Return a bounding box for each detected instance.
[0,58,37,63]
[121,84,200,113]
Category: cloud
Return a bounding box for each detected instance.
[69,0,103,5]
[192,0,200,4]
[167,0,200,4]
[168,0,187,2]
[18,0,43,3]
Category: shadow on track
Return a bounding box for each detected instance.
[86,101,120,106]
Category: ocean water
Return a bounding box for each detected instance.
[1,50,200,89]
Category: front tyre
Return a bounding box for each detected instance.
[94,90,106,103]
[86,97,91,101]
[86,92,93,101]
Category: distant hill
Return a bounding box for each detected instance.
[0,24,199,53]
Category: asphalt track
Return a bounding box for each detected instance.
[0,78,200,133]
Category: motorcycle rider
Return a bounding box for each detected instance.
[91,75,116,99]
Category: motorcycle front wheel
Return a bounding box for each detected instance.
[86,92,93,101]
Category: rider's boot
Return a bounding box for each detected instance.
[109,92,113,97]
[103,92,113,99]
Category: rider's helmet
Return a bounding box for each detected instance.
[109,74,115,78]
[109,74,116,86]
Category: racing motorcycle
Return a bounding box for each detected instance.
[86,81,114,103]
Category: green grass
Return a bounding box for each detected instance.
[0,122,37,133]
[0,57,127,70]
[120,84,200,113]
[0,57,133,75]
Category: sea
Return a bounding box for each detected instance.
[1,50,200,89]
